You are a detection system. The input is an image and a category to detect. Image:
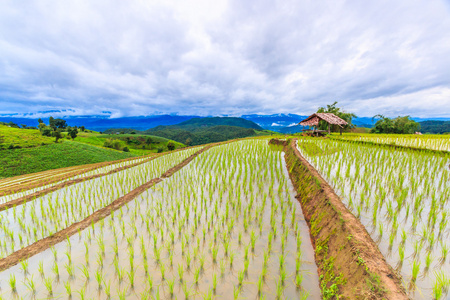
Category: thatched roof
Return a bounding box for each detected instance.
[298,113,348,127]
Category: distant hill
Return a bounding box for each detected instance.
[146,117,264,145]
[104,117,265,145]
[146,125,258,146]
[419,120,450,134]
[175,117,263,130]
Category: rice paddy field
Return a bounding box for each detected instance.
[0,140,320,299]
[0,155,152,201]
[0,148,198,258]
[333,133,450,152]
[297,136,450,299]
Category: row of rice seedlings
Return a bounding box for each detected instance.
[0,156,152,203]
[0,148,200,258]
[298,137,450,299]
[0,140,319,299]
[334,133,450,152]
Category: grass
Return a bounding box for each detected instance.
[0,141,137,178]
[0,125,54,149]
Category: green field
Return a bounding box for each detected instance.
[75,132,185,155]
[0,125,54,149]
[0,141,136,179]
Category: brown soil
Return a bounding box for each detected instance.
[0,146,210,272]
[282,138,408,300]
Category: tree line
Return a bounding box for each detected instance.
[38,117,85,142]
[314,102,421,134]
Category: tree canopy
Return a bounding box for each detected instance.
[370,115,420,134]
[316,101,356,132]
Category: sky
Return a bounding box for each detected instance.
[1,0,450,118]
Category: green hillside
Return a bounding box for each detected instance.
[0,125,54,149]
[146,125,259,145]
[175,117,264,130]
[0,141,136,179]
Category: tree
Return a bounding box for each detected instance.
[123,147,130,152]
[41,127,53,137]
[49,116,67,130]
[49,116,56,130]
[167,142,176,151]
[371,115,420,134]
[38,118,44,124]
[316,102,357,132]
[54,118,67,129]
[80,126,85,132]
[67,127,78,140]
[8,121,19,128]
[185,138,193,146]
[53,129,63,143]
[146,137,153,145]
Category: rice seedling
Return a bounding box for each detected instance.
[238,269,245,286]
[24,275,36,295]
[213,273,217,293]
[44,276,53,295]
[9,274,16,293]
[64,280,72,297]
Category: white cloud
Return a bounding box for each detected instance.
[0,0,449,117]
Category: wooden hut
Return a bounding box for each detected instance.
[298,113,348,135]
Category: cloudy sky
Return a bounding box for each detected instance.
[1,0,450,118]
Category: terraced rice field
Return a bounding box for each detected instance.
[0,155,152,200]
[0,140,320,299]
[0,148,198,258]
[297,137,450,299]
[333,133,450,152]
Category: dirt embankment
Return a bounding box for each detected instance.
[281,138,407,299]
[0,146,211,272]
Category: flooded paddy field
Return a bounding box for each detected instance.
[0,140,320,299]
[298,137,450,299]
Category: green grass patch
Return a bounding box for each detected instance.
[0,141,136,179]
[0,125,54,149]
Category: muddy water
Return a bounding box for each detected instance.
[0,140,320,299]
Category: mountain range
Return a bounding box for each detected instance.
[1,114,449,133]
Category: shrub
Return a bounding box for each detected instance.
[167,142,176,151]
[157,147,163,153]
[123,147,130,152]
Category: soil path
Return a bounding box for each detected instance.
[276,138,408,300]
[0,145,211,272]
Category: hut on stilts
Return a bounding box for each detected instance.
[298,113,348,136]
